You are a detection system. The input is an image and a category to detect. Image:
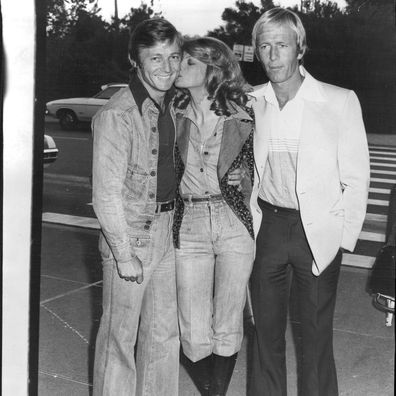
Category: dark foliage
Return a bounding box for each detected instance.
[46,0,396,133]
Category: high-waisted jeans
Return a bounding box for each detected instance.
[176,199,255,362]
[93,210,179,396]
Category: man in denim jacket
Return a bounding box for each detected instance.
[91,19,183,396]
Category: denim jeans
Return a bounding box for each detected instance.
[176,199,255,362]
[93,210,179,396]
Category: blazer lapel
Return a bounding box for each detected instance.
[218,117,252,179]
[296,101,328,186]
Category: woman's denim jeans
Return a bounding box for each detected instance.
[176,199,255,362]
[93,210,179,396]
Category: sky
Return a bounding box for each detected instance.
[96,0,347,36]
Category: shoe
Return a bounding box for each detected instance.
[187,354,213,396]
[210,353,238,396]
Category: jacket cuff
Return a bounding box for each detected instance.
[110,241,132,263]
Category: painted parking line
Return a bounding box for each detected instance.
[342,253,375,269]
[44,173,91,186]
[54,136,89,141]
[42,212,99,229]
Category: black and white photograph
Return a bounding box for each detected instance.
[2,0,395,395]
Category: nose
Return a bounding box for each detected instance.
[269,46,278,61]
[162,58,171,73]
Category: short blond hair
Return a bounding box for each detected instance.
[252,7,307,61]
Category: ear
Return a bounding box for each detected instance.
[297,47,305,61]
[128,54,137,68]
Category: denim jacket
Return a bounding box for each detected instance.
[173,101,255,248]
[92,86,176,263]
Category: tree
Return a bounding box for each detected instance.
[208,1,275,85]
[46,0,100,37]
[45,0,158,101]
[207,0,395,133]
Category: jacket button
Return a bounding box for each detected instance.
[150,171,156,177]
[146,220,152,225]
[144,225,150,230]
[151,127,157,132]
[200,168,204,172]
[149,193,155,199]
[152,149,158,155]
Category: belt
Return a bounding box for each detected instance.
[182,194,224,203]
[258,197,299,214]
[155,200,175,213]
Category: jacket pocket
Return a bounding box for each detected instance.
[130,236,152,267]
[123,167,149,201]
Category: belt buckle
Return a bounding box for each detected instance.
[155,199,174,213]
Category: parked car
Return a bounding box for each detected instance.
[46,83,127,130]
[44,135,59,167]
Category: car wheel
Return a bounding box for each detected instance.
[59,110,78,130]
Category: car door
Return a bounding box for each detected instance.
[84,86,124,120]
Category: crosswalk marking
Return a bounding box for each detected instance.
[365,213,387,222]
[367,198,390,206]
[370,177,396,184]
[359,231,385,243]
[371,170,396,176]
[370,162,396,168]
[369,145,396,151]
[369,187,391,194]
[369,150,396,156]
[370,156,396,161]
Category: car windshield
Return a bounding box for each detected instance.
[94,86,123,99]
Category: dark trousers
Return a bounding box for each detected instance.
[248,199,341,396]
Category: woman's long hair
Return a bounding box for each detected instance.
[174,37,248,116]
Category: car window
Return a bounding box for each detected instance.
[94,86,123,99]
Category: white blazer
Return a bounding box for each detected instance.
[249,69,370,275]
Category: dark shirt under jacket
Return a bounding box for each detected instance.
[129,72,176,203]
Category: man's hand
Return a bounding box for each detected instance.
[117,256,144,284]
[228,168,245,187]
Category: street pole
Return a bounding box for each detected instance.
[114,0,119,32]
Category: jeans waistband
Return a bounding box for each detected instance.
[258,197,300,215]
[182,194,224,204]
[155,200,175,213]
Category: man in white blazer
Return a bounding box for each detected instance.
[247,8,370,396]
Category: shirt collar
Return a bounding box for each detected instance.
[248,66,325,103]
[129,71,175,114]
[181,100,252,122]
